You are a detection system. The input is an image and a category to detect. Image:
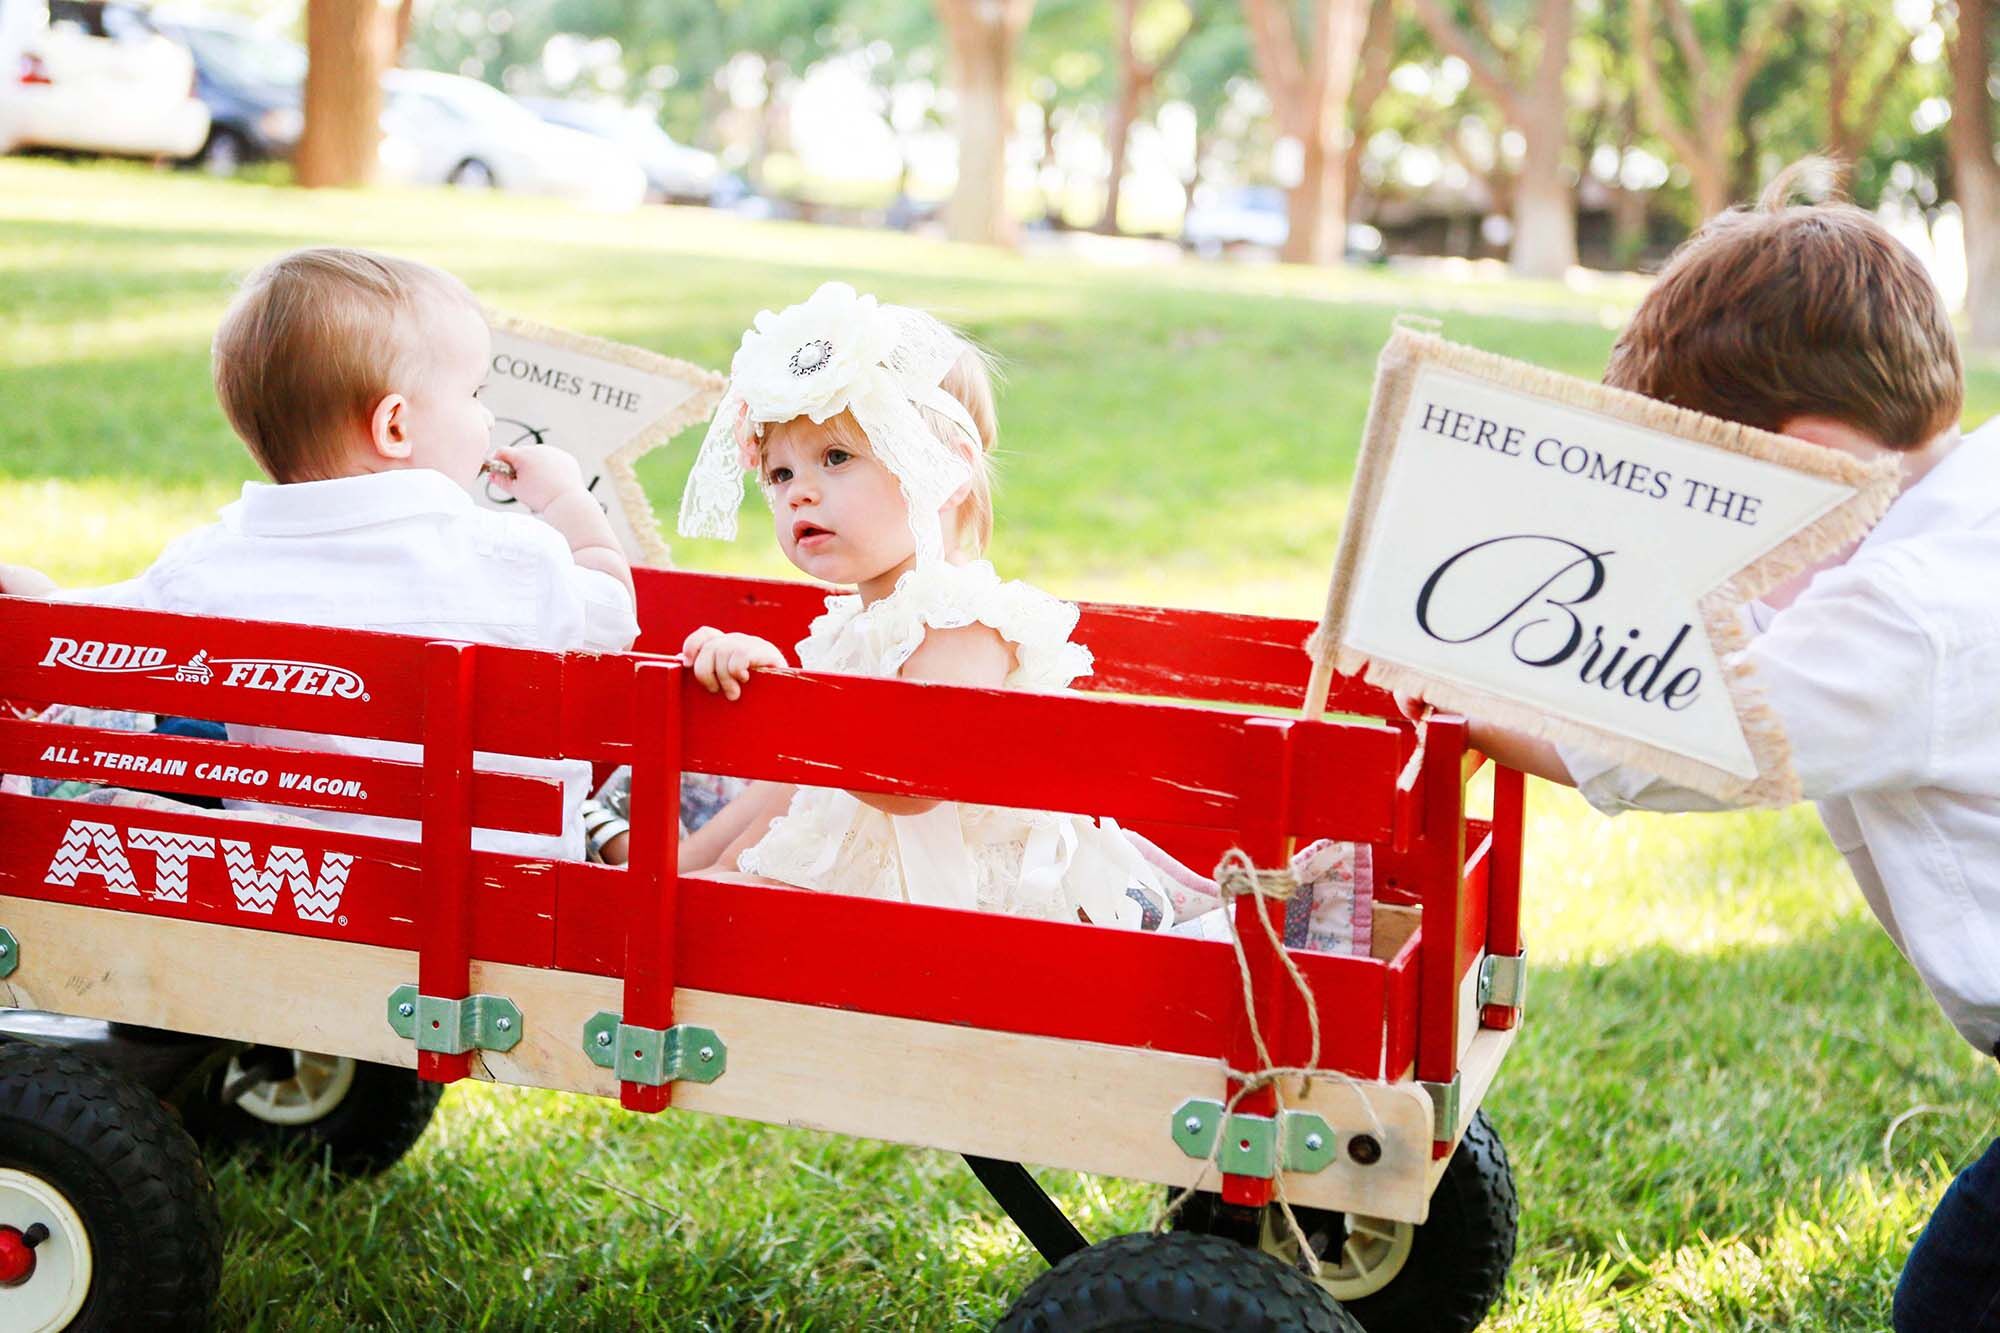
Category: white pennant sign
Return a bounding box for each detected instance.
[478,311,726,566]
[1312,328,1900,804]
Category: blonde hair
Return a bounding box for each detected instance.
[1605,158,1962,449]
[765,341,1000,554]
[212,247,481,482]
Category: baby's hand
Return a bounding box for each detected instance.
[0,563,57,597]
[682,626,785,700]
[487,444,586,514]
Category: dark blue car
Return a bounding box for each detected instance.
[152,13,302,171]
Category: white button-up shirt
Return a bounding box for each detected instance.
[74,469,640,859]
[1560,421,2000,1057]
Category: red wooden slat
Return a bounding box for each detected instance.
[417,643,477,1084]
[1290,720,1397,845]
[1461,828,1491,969]
[0,717,564,833]
[674,671,1396,841]
[1383,932,1420,1079]
[550,863,1391,1074]
[633,569,1399,714]
[618,660,683,1113]
[1069,600,1395,715]
[0,781,1400,1074]
[0,792,555,962]
[1415,716,1469,1088]
[2,596,1401,840]
[0,596,427,742]
[0,596,581,764]
[1221,720,1291,1208]
[1482,766,1526,1031]
[634,568,824,660]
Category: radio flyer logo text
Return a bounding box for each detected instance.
[40,637,368,700]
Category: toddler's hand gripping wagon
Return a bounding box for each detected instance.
[0,568,1526,1332]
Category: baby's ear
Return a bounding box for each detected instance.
[368,393,411,461]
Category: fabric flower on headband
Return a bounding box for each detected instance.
[678,281,982,566]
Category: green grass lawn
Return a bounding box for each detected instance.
[4,159,1998,1331]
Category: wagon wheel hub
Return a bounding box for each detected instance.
[0,1167,94,1328]
[0,1223,40,1285]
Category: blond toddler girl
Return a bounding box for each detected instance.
[671,282,1184,930]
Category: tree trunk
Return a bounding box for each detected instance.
[1247,0,1368,266]
[1410,0,1574,275]
[1608,97,1648,268]
[1037,97,1061,224]
[1507,0,1574,277]
[1098,0,1143,234]
[750,62,779,191]
[1183,121,1203,216]
[1284,128,1346,263]
[940,0,1033,247]
[1344,0,1396,223]
[1951,0,2000,347]
[297,0,395,188]
[1511,157,1573,277]
[1098,79,1145,234]
[1827,11,1855,192]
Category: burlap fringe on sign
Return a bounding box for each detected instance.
[1306,325,1900,807]
[1155,850,1389,1278]
[487,310,728,570]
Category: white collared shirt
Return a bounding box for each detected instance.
[72,469,640,859]
[1559,420,2000,1057]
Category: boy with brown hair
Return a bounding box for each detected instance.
[4,247,639,858]
[1431,166,1998,1328]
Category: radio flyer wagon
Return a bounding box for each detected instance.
[0,566,1527,1331]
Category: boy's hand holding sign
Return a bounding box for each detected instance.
[476,312,726,566]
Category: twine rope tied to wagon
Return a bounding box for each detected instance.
[1156,849,1389,1279]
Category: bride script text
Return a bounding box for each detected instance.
[1414,534,1702,711]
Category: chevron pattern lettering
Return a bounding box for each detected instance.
[44,819,138,896]
[220,840,353,923]
[126,829,217,904]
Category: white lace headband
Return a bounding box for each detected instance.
[677,281,980,564]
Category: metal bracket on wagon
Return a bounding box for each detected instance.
[0,927,17,979]
[1170,1098,1340,1178]
[581,1012,726,1087]
[1477,951,1527,1011]
[385,985,523,1055]
[1421,1074,1462,1143]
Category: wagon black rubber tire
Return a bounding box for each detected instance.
[1334,1110,1517,1333]
[995,1230,1363,1332]
[0,1040,221,1331]
[185,1051,442,1178]
[1166,1110,1517,1333]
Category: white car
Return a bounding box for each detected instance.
[518,97,721,204]
[0,0,208,158]
[1182,184,1385,262]
[378,69,645,211]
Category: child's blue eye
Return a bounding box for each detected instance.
[825,448,852,467]
[767,466,793,485]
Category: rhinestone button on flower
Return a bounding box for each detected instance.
[789,339,834,377]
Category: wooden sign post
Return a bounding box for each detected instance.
[478,313,726,567]
[1311,327,1900,804]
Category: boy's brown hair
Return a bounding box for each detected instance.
[1605,160,1963,450]
[213,247,480,482]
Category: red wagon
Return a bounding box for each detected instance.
[0,567,1527,1332]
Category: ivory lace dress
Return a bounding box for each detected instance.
[736,560,1176,930]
